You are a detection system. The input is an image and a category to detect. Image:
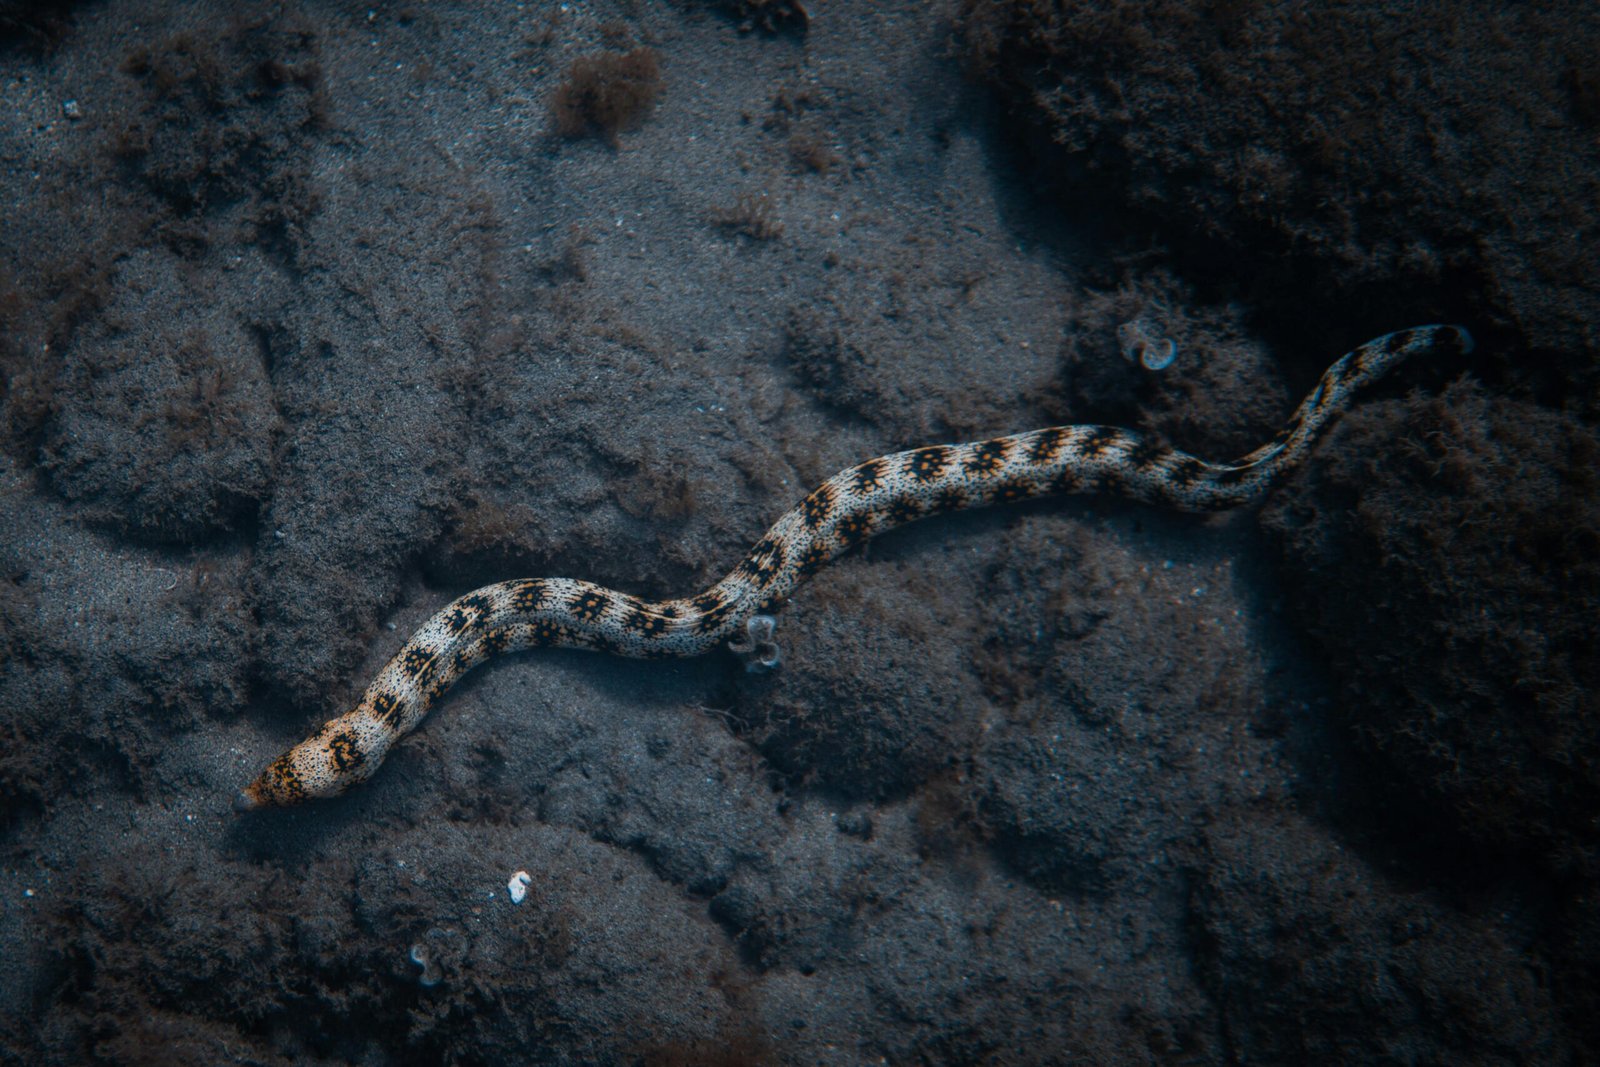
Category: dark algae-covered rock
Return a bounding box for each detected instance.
[1263,381,1600,874]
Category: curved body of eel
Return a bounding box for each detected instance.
[236,324,1473,810]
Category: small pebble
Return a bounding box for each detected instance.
[508,869,531,904]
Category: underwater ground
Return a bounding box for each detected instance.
[1,1,1597,1063]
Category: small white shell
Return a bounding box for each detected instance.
[1139,337,1177,371]
[508,869,532,905]
[1117,318,1177,372]
[729,613,781,672]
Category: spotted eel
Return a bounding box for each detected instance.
[235,324,1473,810]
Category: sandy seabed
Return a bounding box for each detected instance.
[1,2,1596,1063]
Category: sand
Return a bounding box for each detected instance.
[0,2,1594,1062]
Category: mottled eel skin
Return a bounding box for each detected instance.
[236,324,1473,810]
